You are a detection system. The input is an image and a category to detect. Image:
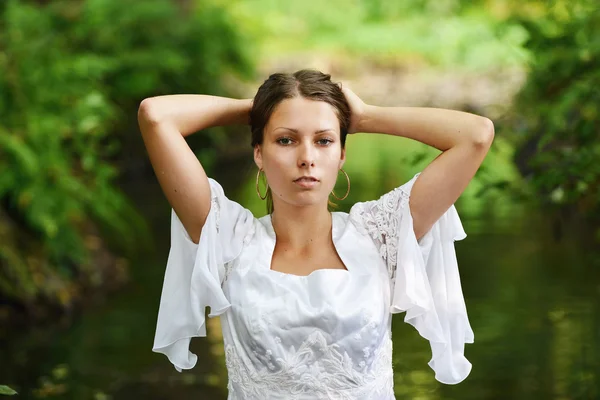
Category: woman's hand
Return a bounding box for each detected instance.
[340,84,368,134]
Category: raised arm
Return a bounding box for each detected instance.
[349,90,494,240]
[138,95,252,243]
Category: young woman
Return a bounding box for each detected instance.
[139,69,493,399]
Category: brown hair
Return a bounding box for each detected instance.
[250,69,351,214]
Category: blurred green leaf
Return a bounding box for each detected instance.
[0,385,17,395]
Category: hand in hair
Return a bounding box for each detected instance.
[340,85,368,135]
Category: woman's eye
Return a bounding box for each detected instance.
[276,137,333,146]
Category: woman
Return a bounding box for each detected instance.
[139,69,493,399]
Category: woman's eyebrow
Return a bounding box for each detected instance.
[274,127,335,134]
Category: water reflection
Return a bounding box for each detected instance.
[1,137,599,399]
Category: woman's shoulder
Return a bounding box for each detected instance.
[238,213,279,247]
[254,213,273,235]
[332,210,371,240]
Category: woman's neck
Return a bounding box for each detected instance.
[270,205,332,251]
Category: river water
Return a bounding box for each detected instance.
[2,165,599,400]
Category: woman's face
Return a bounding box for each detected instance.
[254,96,346,209]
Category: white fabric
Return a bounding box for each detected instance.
[152,174,474,399]
[349,173,474,385]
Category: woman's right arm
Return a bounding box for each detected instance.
[138,95,252,244]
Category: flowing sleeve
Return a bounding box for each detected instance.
[349,172,474,384]
[152,177,254,372]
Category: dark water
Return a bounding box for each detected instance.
[2,175,599,400]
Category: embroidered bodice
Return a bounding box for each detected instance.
[152,173,474,399]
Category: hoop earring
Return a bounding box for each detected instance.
[331,168,350,201]
[256,168,268,200]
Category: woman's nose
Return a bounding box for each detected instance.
[298,143,315,168]
[299,159,315,167]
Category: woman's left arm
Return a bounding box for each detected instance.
[345,88,494,240]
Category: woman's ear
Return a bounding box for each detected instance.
[339,147,346,169]
[254,145,263,170]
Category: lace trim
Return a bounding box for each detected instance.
[211,196,221,234]
[210,194,232,283]
[225,330,393,399]
[350,186,410,283]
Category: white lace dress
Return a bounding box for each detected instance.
[152,173,474,399]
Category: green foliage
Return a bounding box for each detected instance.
[222,0,527,70]
[0,0,253,310]
[508,0,600,221]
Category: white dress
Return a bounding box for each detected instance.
[152,173,474,399]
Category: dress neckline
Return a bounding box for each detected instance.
[257,212,352,278]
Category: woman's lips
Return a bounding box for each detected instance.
[294,178,319,188]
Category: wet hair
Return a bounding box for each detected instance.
[250,69,351,214]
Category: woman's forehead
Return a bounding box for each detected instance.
[267,98,339,132]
